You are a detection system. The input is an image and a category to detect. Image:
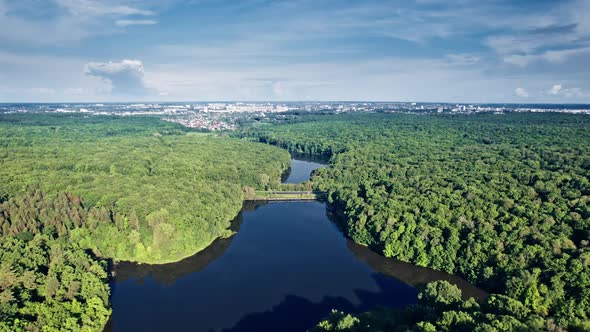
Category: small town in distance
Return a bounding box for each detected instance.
[2,101,589,131]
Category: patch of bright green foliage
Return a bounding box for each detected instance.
[0,234,111,332]
[0,113,291,331]
[313,280,559,332]
[0,114,290,263]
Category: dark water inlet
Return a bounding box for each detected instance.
[105,158,485,331]
[281,153,327,184]
[107,201,419,332]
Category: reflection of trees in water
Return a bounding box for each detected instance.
[113,235,234,286]
[281,153,329,183]
[345,241,487,301]
[241,201,268,215]
[113,202,270,286]
[289,152,330,164]
[224,273,416,332]
[325,205,488,301]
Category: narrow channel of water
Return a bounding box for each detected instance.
[281,152,327,184]
[106,156,485,331]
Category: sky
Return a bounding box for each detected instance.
[1,0,589,103]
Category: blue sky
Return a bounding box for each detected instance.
[1,0,589,102]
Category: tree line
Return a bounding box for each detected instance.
[0,113,291,331]
[247,112,590,331]
[0,113,290,264]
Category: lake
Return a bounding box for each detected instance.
[106,156,485,331]
[281,153,327,184]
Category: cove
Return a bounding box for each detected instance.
[105,156,485,332]
[281,152,328,183]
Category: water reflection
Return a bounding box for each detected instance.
[224,274,410,332]
[324,208,488,301]
[281,153,328,184]
[106,156,486,332]
[344,241,487,300]
[112,202,266,286]
[107,202,417,331]
[107,201,485,332]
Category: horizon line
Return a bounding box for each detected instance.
[1,100,590,106]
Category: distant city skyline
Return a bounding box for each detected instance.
[1,0,589,103]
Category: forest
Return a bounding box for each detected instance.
[243,113,590,331]
[1,111,589,331]
[0,113,290,330]
[0,114,290,263]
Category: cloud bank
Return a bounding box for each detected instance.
[1,0,590,102]
[115,19,158,27]
[0,0,157,45]
[84,59,147,95]
[515,88,529,98]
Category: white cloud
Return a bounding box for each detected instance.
[269,80,335,98]
[84,59,147,95]
[561,88,586,98]
[0,51,113,102]
[1,49,588,102]
[445,54,481,66]
[486,0,590,67]
[140,57,525,102]
[0,0,157,45]
[546,84,589,98]
[549,84,562,95]
[27,87,57,100]
[514,88,529,98]
[503,47,590,67]
[55,0,154,16]
[2,1,590,103]
[115,19,158,27]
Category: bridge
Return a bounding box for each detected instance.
[245,190,327,201]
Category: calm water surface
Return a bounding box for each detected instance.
[106,158,484,331]
[281,153,327,184]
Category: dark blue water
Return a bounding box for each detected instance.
[106,158,485,331]
[107,201,418,331]
[281,154,327,184]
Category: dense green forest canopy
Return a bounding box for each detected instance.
[0,233,111,331]
[243,113,590,330]
[0,114,290,263]
[2,112,589,331]
[313,280,559,332]
[0,114,290,331]
[0,191,114,331]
